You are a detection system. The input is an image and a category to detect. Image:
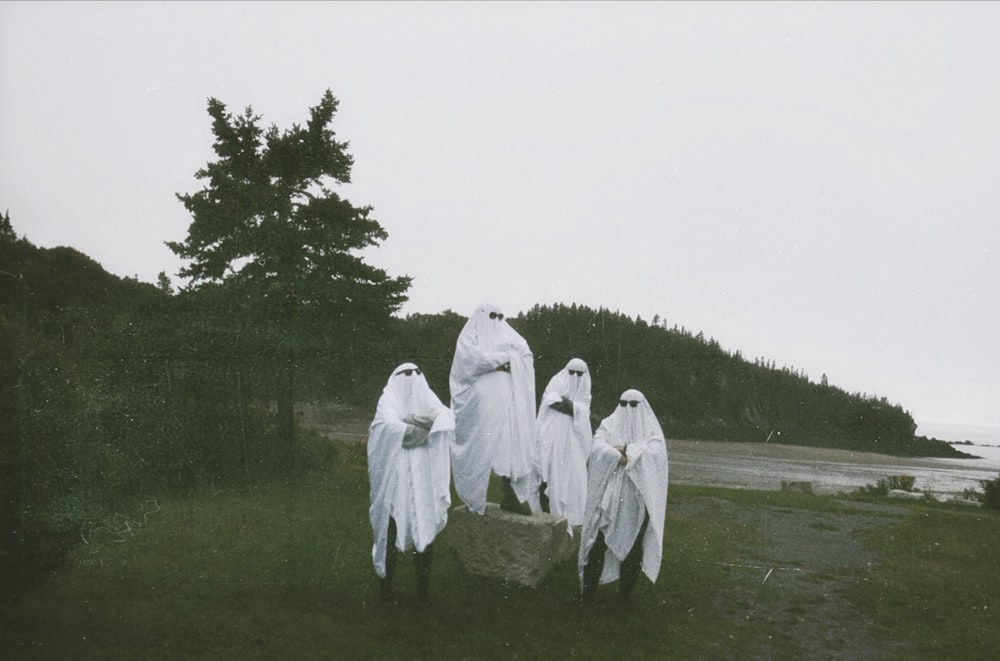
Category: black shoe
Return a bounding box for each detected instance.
[509,501,533,515]
[380,578,395,603]
[500,477,532,515]
[501,494,531,515]
[500,491,533,515]
[416,577,430,609]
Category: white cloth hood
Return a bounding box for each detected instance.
[541,357,592,408]
[449,303,530,396]
[598,388,664,455]
[376,362,449,424]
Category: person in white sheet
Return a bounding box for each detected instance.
[533,357,593,527]
[367,362,454,607]
[449,302,537,515]
[578,389,668,605]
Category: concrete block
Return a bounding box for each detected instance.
[447,503,578,587]
[781,480,814,494]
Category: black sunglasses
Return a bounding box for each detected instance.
[619,400,640,408]
[489,311,504,320]
[396,368,422,377]
[568,369,585,376]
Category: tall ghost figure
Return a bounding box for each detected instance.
[533,357,593,526]
[578,389,669,605]
[367,362,454,606]
[449,303,537,515]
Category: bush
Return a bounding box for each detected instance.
[857,474,916,496]
[969,474,1000,510]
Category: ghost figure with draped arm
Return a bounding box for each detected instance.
[449,303,537,515]
[533,357,593,527]
[367,362,454,606]
[578,389,668,604]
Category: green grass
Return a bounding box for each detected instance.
[4,439,999,659]
[850,504,1000,660]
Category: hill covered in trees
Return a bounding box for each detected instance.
[354,303,961,456]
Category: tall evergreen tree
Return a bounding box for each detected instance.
[169,90,411,443]
[0,209,14,240]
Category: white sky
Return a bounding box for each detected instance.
[2,1,998,436]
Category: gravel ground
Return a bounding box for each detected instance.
[661,440,989,658]
[672,496,910,660]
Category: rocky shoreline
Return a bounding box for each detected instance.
[667,438,1000,498]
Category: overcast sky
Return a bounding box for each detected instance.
[2,2,998,437]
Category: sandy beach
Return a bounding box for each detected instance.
[667,438,1000,498]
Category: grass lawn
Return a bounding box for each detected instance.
[850,504,1000,659]
[4,437,998,659]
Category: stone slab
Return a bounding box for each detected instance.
[781,480,814,494]
[447,503,578,587]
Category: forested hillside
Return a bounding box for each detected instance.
[309,302,958,456]
[516,303,926,451]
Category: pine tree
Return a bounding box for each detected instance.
[169,90,411,444]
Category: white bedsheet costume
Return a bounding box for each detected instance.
[533,358,593,526]
[578,389,668,589]
[449,303,537,515]
[367,362,453,578]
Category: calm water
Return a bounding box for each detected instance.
[670,422,1000,500]
[916,421,1000,463]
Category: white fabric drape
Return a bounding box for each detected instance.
[578,389,669,588]
[533,357,593,526]
[449,303,537,514]
[368,362,454,578]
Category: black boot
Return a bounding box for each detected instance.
[581,532,606,603]
[539,481,550,513]
[380,577,395,603]
[414,543,433,609]
[617,558,639,607]
[618,515,649,607]
[381,518,398,603]
[500,476,532,515]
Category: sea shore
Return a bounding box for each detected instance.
[667,438,1000,498]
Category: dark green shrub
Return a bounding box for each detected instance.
[974,474,1000,510]
[857,474,916,496]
